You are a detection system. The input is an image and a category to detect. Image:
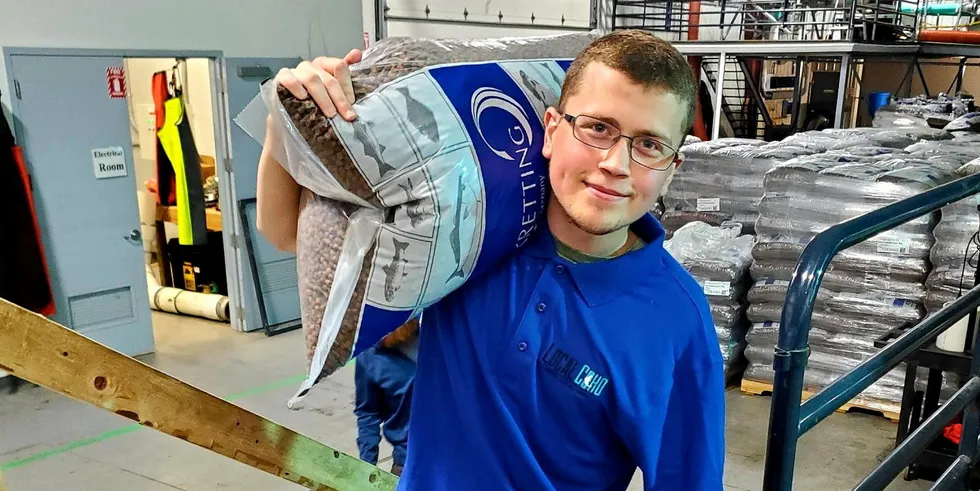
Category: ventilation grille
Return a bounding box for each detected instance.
[258,258,298,293]
[68,286,134,331]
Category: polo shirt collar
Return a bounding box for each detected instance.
[525,213,667,307]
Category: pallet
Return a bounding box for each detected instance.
[741,379,901,423]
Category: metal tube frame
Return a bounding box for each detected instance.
[915,58,932,98]
[712,53,727,140]
[738,58,773,130]
[798,284,980,433]
[833,54,850,128]
[852,378,980,490]
[762,171,980,491]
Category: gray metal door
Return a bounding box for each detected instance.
[7,53,154,355]
[225,57,302,332]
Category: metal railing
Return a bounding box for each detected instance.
[763,170,980,491]
[612,0,922,42]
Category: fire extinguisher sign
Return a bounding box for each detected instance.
[106,66,127,98]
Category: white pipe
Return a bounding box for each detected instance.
[146,266,230,322]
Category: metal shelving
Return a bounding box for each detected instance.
[611,0,923,42]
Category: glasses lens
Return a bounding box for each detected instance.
[572,115,619,149]
[632,137,675,170]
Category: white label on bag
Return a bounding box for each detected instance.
[877,237,912,255]
[697,197,721,212]
[704,281,731,296]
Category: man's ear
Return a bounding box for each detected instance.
[542,107,562,160]
[660,155,684,197]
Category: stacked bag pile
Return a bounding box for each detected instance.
[926,194,980,315]
[925,143,980,317]
[663,138,785,235]
[743,127,958,407]
[665,221,755,378]
[873,92,975,131]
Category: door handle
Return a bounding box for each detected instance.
[126,229,142,242]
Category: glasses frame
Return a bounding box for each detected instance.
[561,113,679,171]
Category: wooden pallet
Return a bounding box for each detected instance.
[741,379,901,423]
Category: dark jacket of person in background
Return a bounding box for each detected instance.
[354,321,419,476]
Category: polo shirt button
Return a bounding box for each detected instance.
[536,302,547,313]
[518,341,528,351]
[556,264,566,274]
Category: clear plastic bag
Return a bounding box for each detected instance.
[752,237,930,279]
[665,221,756,281]
[662,143,788,234]
[747,280,923,325]
[712,301,746,329]
[665,221,754,372]
[236,32,597,406]
[750,259,928,301]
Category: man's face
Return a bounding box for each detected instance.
[542,61,687,236]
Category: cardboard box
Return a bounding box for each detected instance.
[200,155,216,181]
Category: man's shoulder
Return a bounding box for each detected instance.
[644,251,712,319]
[620,252,717,355]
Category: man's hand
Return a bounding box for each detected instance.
[275,49,363,121]
[255,49,363,252]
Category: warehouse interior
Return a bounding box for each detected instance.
[4,0,980,490]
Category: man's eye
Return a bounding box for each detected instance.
[639,138,661,150]
[587,122,609,134]
[636,138,665,156]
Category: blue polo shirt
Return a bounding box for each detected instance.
[399,213,726,490]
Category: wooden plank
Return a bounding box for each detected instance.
[0,469,5,491]
[741,379,900,423]
[0,298,397,491]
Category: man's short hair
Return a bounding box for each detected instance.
[558,29,697,138]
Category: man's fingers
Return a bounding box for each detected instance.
[312,56,344,75]
[285,57,357,120]
[344,49,363,65]
[334,63,357,116]
[275,68,308,99]
[295,62,339,118]
[321,72,356,121]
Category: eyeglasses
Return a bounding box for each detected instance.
[561,113,678,171]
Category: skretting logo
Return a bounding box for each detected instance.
[470,87,542,248]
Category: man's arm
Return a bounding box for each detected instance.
[649,330,726,490]
[256,49,363,253]
[256,116,301,253]
[617,327,726,490]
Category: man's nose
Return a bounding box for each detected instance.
[597,139,631,177]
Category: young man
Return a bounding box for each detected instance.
[259,30,725,490]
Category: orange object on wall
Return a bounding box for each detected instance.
[918,30,980,44]
[1,115,56,317]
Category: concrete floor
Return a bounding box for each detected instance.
[0,312,932,491]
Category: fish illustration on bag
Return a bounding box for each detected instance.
[352,119,395,178]
[446,174,470,283]
[382,237,410,302]
[519,70,552,108]
[540,62,564,90]
[396,86,441,145]
[398,178,425,228]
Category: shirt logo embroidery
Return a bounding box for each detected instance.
[540,343,610,397]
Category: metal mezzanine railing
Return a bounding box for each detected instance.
[763,170,980,491]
